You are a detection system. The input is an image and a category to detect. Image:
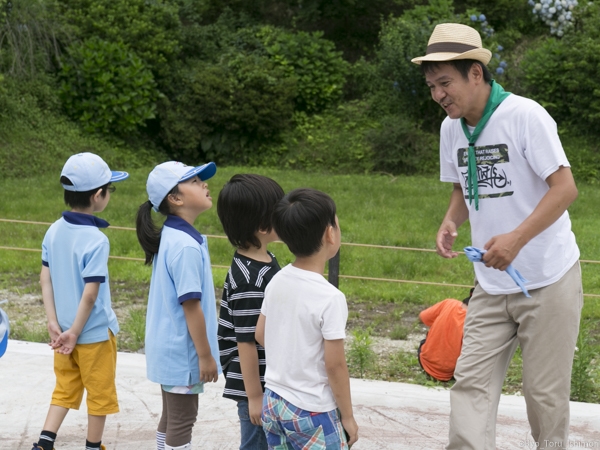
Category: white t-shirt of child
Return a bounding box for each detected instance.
[261,264,348,412]
[440,94,579,295]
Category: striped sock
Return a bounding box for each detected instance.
[36,430,57,450]
[85,439,101,449]
[156,431,166,450]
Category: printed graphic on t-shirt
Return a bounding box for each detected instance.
[457,143,513,199]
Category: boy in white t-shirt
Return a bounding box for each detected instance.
[255,188,358,449]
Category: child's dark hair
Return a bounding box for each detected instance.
[272,188,337,258]
[421,59,492,83]
[462,287,475,306]
[60,176,109,209]
[135,185,180,265]
[217,174,285,250]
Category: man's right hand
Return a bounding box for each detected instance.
[436,222,459,259]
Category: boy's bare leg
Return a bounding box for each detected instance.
[87,415,107,443]
[42,405,69,432]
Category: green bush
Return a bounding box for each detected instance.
[177,9,259,64]
[521,3,600,135]
[453,0,535,36]
[263,29,349,113]
[59,38,160,136]
[373,10,451,131]
[58,0,180,71]
[258,101,377,173]
[159,55,296,164]
[368,115,438,175]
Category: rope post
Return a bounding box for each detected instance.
[328,249,340,288]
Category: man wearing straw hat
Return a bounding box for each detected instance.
[412,23,582,450]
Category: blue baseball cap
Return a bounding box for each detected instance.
[0,306,9,358]
[146,161,217,212]
[61,152,129,192]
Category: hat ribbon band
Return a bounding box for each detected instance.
[426,42,478,55]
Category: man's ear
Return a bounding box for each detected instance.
[470,62,484,83]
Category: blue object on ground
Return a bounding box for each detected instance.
[0,304,9,357]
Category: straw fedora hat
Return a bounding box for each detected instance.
[411,23,492,65]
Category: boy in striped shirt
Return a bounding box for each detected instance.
[216,174,284,449]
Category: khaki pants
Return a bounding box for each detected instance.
[447,262,583,450]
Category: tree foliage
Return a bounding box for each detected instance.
[158,55,296,164]
[0,0,69,78]
[521,2,600,134]
[58,0,181,72]
[59,38,159,136]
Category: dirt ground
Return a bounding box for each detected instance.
[0,286,426,372]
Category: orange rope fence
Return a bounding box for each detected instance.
[2,218,599,263]
[1,244,599,298]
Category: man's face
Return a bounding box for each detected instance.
[425,63,479,122]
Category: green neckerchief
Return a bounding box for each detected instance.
[460,80,511,211]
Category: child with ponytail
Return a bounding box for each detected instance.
[136,161,221,450]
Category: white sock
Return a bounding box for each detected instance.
[164,442,191,450]
[156,431,166,450]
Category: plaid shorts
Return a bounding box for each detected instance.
[261,388,348,450]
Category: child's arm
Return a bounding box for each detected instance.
[419,300,447,327]
[53,281,100,354]
[238,342,263,425]
[255,313,266,347]
[182,299,219,383]
[324,339,359,447]
[40,266,62,347]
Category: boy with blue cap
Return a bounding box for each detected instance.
[32,152,129,450]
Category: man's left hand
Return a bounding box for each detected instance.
[483,231,525,271]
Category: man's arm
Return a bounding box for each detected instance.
[324,339,358,446]
[436,183,470,259]
[182,298,219,383]
[40,266,62,347]
[238,342,263,426]
[53,281,100,354]
[483,166,578,270]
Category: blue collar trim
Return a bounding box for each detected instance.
[164,215,204,245]
[62,211,109,228]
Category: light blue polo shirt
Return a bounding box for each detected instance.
[41,211,119,344]
[145,215,221,386]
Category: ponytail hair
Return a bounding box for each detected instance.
[136,201,161,265]
[135,185,180,265]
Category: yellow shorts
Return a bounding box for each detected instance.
[51,331,119,415]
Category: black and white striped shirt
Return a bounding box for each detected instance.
[217,251,280,401]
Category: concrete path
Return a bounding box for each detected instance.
[1,340,599,450]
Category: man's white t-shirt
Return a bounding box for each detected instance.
[440,94,579,295]
[261,264,348,412]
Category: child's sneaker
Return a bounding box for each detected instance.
[31,444,53,450]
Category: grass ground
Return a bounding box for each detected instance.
[1,166,598,402]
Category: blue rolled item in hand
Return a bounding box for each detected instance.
[463,246,531,298]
